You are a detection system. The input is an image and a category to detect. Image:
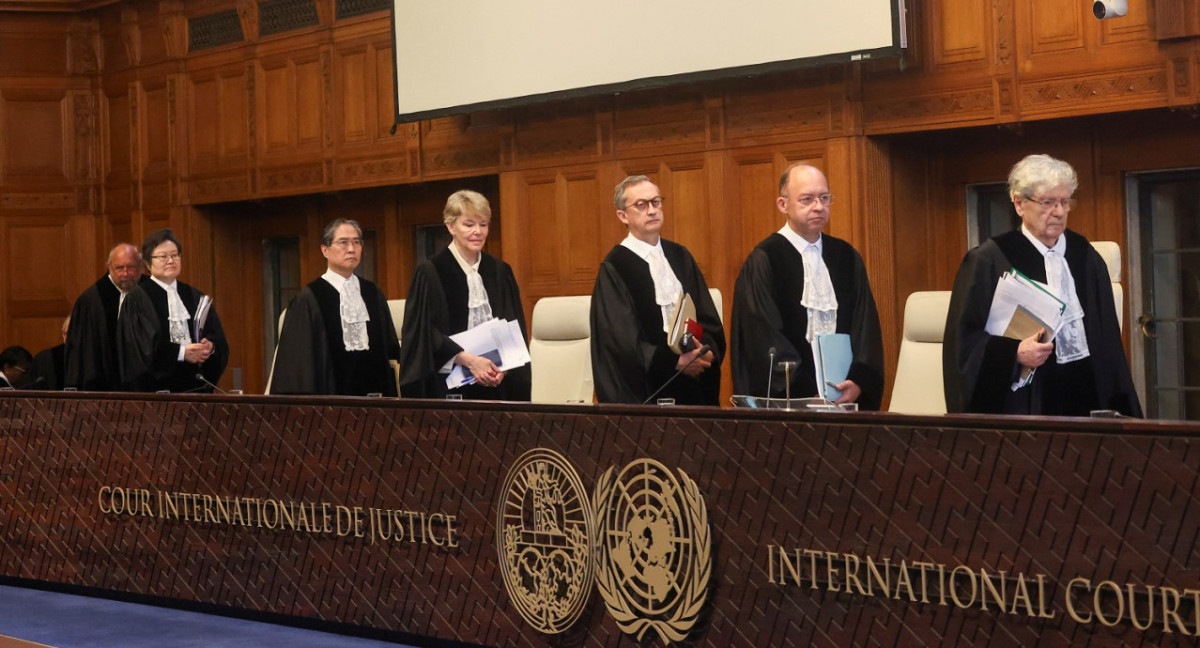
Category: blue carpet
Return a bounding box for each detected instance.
[0,585,418,648]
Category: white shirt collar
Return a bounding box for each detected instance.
[778,224,823,256]
[448,242,482,274]
[620,233,662,260]
[150,276,177,292]
[1020,224,1066,257]
[321,268,355,290]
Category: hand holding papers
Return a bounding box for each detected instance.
[986,268,1065,340]
[813,333,852,402]
[446,318,530,389]
[192,295,213,341]
[667,292,702,353]
[986,269,1065,387]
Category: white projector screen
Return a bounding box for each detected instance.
[391,0,905,123]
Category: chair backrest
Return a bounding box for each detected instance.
[388,299,405,344]
[265,308,288,395]
[709,287,723,323]
[529,295,593,404]
[1091,241,1123,332]
[888,291,952,415]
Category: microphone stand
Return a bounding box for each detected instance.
[642,344,711,405]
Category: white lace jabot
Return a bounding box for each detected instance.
[321,269,370,351]
[449,243,494,330]
[621,234,684,336]
[151,276,192,346]
[1020,226,1089,364]
[779,226,838,343]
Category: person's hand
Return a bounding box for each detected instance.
[456,351,504,387]
[183,339,213,364]
[1017,329,1053,369]
[676,347,713,378]
[833,380,861,404]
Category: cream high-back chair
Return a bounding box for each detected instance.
[888,291,952,414]
[264,308,288,394]
[709,288,723,323]
[388,299,405,345]
[1091,241,1124,332]
[529,295,593,404]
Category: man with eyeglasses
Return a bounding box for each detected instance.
[271,218,400,396]
[730,163,885,409]
[64,243,143,390]
[0,346,33,389]
[590,175,725,405]
[943,154,1141,416]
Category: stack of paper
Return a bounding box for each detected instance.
[445,319,531,389]
[985,269,1066,341]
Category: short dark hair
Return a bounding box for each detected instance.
[322,218,363,247]
[0,345,32,369]
[141,229,182,266]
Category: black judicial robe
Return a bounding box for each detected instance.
[118,276,230,393]
[29,344,65,390]
[590,240,725,405]
[399,248,531,401]
[64,275,124,390]
[943,229,1141,417]
[272,277,400,396]
[730,233,885,410]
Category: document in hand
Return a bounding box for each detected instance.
[985,269,1065,341]
[445,318,531,389]
[813,333,852,401]
[192,295,213,341]
[667,292,697,353]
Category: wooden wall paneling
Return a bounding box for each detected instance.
[562,169,602,287]
[518,170,561,293]
[614,89,709,159]
[0,16,70,77]
[934,0,990,66]
[1155,0,1200,40]
[335,44,370,145]
[1024,0,1088,58]
[1,89,69,184]
[419,114,507,180]
[3,213,78,352]
[855,136,900,406]
[512,103,606,171]
[660,156,712,279]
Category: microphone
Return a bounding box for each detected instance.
[766,346,776,399]
[194,373,226,394]
[642,344,712,405]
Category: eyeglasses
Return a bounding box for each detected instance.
[795,194,834,208]
[1023,196,1076,211]
[330,238,363,249]
[150,253,181,262]
[622,197,664,213]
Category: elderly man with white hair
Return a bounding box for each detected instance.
[943,153,1141,417]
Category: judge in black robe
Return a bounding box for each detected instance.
[731,164,884,409]
[118,230,229,393]
[271,219,400,396]
[399,191,531,401]
[590,176,725,405]
[64,243,143,391]
[272,279,399,396]
[731,233,885,409]
[943,154,1141,417]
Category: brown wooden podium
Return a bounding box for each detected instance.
[0,392,1197,647]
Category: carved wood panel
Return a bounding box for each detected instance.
[2,90,67,182]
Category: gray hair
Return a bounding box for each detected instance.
[613,175,652,210]
[321,218,363,247]
[443,190,492,225]
[1008,154,1078,201]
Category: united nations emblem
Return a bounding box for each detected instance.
[593,458,711,643]
[496,448,595,634]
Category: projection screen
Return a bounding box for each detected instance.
[391,0,906,123]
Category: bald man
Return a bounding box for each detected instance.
[65,243,142,390]
[730,164,884,409]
